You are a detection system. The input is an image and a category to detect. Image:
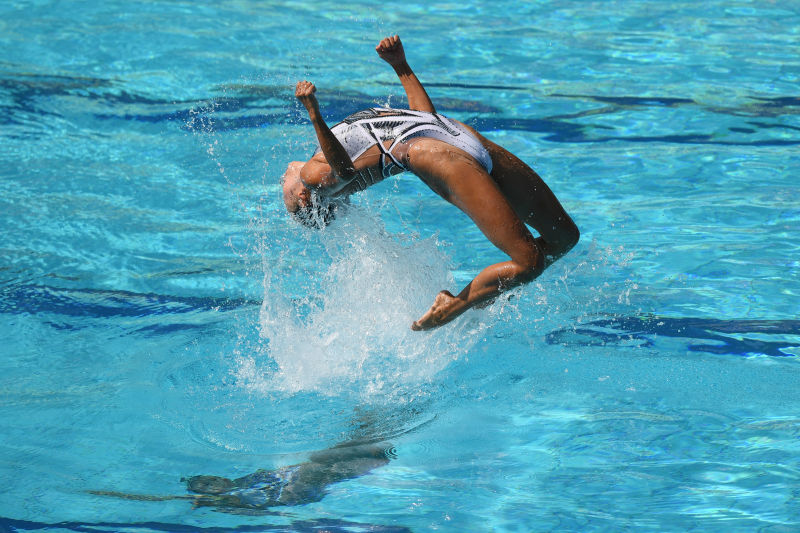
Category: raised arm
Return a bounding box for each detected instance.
[295,81,356,184]
[376,35,436,114]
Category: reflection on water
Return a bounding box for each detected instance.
[92,440,396,514]
[89,405,431,515]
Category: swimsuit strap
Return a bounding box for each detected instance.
[365,123,407,179]
[339,108,473,179]
[380,115,462,176]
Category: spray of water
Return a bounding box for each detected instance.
[241,206,489,400]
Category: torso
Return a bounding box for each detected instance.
[312,108,493,194]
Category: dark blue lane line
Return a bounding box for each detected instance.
[157,111,800,145]
[550,93,696,107]
[1,69,796,113]
[0,516,411,533]
[583,135,800,147]
[468,118,800,146]
[91,94,500,130]
[751,96,800,108]
[96,107,800,146]
[0,283,258,319]
[2,70,798,145]
[747,120,800,132]
[399,81,529,91]
[547,316,800,357]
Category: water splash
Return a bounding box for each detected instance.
[186,82,645,406]
[241,207,489,399]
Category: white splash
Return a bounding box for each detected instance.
[241,206,488,398]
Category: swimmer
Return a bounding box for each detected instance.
[89,440,394,512]
[282,35,580,330]
[185,441,393,510]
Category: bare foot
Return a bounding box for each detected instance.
[411,290,459,331]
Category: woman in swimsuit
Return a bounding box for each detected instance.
[282,35,580,331]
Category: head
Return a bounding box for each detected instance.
[282,161,310,214]
[184,475,234,495]
[281,161,337,228]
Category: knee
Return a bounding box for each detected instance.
[515,241,546,282]
[550,218,580,257]
[563,219,580,251]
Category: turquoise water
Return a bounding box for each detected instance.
[1,0,799,531]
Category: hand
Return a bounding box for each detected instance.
[375,35,406,67]
[295,80,318,111]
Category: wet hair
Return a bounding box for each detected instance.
[291,195,339,229]
[184,475,234,495]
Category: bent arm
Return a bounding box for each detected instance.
[295,81,356,182]
[376,35,436,113]
[392,62,436,113]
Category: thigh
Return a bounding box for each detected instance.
[454,122,577,245]
[406,138,538,264]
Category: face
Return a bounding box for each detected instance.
[282,161,310,214]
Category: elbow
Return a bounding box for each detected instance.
[515,241,546,284]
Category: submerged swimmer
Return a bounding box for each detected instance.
[185,441,393,511]
[90,440,394,513]
[282,35,580,330]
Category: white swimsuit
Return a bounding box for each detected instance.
[314,108,493,187]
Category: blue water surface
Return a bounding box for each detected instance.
[1,1,799,531]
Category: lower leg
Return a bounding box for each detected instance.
[412,252,543,330]
[404,139,549,330]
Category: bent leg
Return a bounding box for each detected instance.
[455,123,580,265]
[406,139,545,330]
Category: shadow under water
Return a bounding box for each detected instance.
[89,439,396,515]
[88,405,433,516]
[2,70,798,146]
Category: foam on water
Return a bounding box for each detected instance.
[242,206,490,399]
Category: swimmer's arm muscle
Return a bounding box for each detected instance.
[295,81,356,181]
[376,35,436,113]
[393,62,436,114]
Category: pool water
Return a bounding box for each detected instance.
[1,0,799,531]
